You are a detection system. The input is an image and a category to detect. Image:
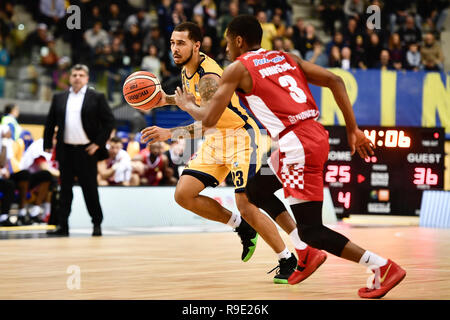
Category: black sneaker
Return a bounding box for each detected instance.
[17,215,32,226]
[268,254,298,284]
[0,216,18,227]
[234,218,258,262]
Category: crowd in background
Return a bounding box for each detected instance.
[0,0,448,103]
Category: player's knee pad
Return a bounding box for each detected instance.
[245,180,286,220]
[298,225,349,257]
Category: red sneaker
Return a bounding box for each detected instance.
[358,259,406,299]
[288,246,327,285]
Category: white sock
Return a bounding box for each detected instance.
[359,250,388,268]
[227,212,242,229]
[29,205,42,217]
[42,202,51,214]
[18,208,27,217]
[277,247,292,260]
[289,228,308,250]
[0,214,8,222]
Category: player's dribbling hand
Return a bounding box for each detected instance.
[140,126,171,144]
[154,89,168,108]
[174,86,196,111]
[347,128,375,159]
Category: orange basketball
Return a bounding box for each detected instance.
[123,71,162,111]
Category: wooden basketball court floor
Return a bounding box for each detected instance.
[0,218,449,300]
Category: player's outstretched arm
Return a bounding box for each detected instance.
[175,62,243,127]
[288,53,374,159]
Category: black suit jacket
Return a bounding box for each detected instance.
[43,87,115,161]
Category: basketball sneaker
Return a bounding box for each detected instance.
[268,254,297,284]
[358,259,406,299]
[288,246,327,285]
[234,218,258,262]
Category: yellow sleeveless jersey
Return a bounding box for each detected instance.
[181,53,250,131]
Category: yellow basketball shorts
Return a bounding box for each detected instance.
[182,120,262,193]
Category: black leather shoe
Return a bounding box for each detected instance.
[47,226,69,237]
[92,225,102,237]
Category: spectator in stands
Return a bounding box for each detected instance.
[366,32,382,68]
[201,35,216,59]
[290,17,306,55]
[104,3,125,34]
[133,141,173,186]
[40,38,59,73]
[386,0,411,32]
[1,103,22,141]
[342,17,359,49]
[172,2,188,27]
[124,7,154,36]
[283,37,302,58]
[343,0,364,22]
[272,37,284,51]
[23,23,51,63]
[328,45,342,68]
[317,0,344,35]
[421,32,444,71]
[416,0,449,33]
[141,44,161,78]
[128,41,144,69]
[352,34,367,69]
[266,0,292,26]
[388,33,404,70]
[143,25,166,60]
[306,40,328,68]
[98,137,133,186]
[193,0,218,40]
[256,10,277,50]
[124,23,143,55]
[164,139,185,182]
[271,13,287,38]
[106,36,129,104]
[84,21,110,75]
[326,31,345,56]
[85,4,103,31]
[398,15,422,46]
[158,0,175,41]
[376,49,394,70]
[302,24,320,59]
[38,0,66,33]
[0,1,15,41]
[405,42,421,71]
[341,46,352,70]
[217,1,239,39]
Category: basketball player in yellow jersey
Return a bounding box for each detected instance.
[141,22,310,283]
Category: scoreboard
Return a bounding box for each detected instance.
[324,126,445,218]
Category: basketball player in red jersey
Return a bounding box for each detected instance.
[175,15,406,299]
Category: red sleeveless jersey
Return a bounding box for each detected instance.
[236,49,320,138]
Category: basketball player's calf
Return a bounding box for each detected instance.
[174,174,258,262]
[291,201,406,298]
[245,171,324,284]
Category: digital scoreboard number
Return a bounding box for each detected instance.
[324,126,445,218]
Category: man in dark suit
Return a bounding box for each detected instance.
[44,64,115,236]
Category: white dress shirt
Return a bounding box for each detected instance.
[64,85,91,145]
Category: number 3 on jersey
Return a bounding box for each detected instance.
[278,75,307,104]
